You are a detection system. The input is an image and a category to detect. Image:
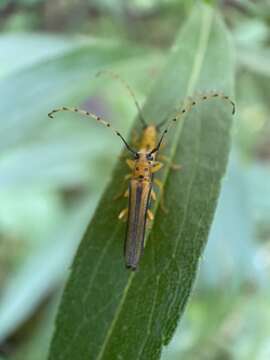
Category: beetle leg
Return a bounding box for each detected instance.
[147,209,154,221]
[124,174,132,181]
[151,189,157,201]
[158,155,182,170]
[126,159,135,169]
[154,178,168,213]
[113,175,131,200]
[151,161,163,173]
[118,208,128,221]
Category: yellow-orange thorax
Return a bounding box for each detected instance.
[132,125,158,182]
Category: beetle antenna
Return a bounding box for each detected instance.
[96,69,148,128]
[156,91,235,130]
[48,106,137,155]
[150,91,235,154]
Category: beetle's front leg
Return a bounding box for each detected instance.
[157,155,182,170]
[113,174,131,200]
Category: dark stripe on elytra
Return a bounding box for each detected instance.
[125,183,152,268]
[129,185,143,262]
[125,183,144,267]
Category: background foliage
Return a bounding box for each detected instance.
[0,0,270,359]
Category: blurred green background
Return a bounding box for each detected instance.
[0,0,270,359]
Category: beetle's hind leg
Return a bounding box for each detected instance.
[147,209,154,221]
[154,178,168,213]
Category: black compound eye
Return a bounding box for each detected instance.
[134,153,139,160]
[147,154,153,161]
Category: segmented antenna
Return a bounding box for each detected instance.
[48,106,137,155]
[96,69,147,128]
[150,91,235,155]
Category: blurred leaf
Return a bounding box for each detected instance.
[237,0,270,19]
[237,47,270,77]
[233,19,268,48]
[0,126,119,188]
[0,38,156,153]
[0,197,97,342]
[234,70,269,160]
[0,34,82,78]
[0,0,9,9]
[161,292,238,360]
[0,189,63,245]
[202,0,216,5]
[48,5,234,360]
[199,150,256,289]
[12,293,61,360]
[246,164,270,224]
[17,0,44,5]
[163,288,270,360]
[3,12,40,32]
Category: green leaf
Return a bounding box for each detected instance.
[0,34,79,78]
[237,47,270,77]
[48,4,234,360]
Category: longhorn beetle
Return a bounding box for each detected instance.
[48,70,235,271]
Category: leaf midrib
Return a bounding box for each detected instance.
[95,7,214,360]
